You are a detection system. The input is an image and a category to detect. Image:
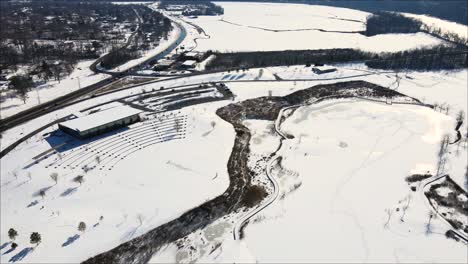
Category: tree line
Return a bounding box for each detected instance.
[159,0,224,16]
[364,12,422,36]
[205,45,467,71]
[364,11,467,47]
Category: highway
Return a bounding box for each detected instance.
[0,14,187,134]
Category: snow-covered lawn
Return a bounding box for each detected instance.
[0,102,233,263]
[149,98,467,263]
[187,2,446,52]
[234,100,466,263]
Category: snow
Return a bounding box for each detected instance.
[58,104,141,133]
[403,13,468,40]
[0,60,108,119]
[182,60,197,67]
[186,2,447,52]
[0,102,234,263]
[211,99,464,263]
[1,4,467,260]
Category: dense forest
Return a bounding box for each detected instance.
[205,45,467,71]
[0,1,172,98]
[205,49,371,70]
[364,11,467,46]
[365,12,422,36]
[100,5,173,69]
[159,0,224,16]
[365,45,468,70]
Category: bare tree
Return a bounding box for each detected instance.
[425,211,435,235]
[384,208,393,228]
[8,228,18,241]
[30,232,41,246]
[136,214,145,226]
[456,110,465,127]
[73,175,84,186]
[39,189,47,199]
[78,221,86,233]
[436,134,450,176]
[50,172,59,185]
[465,166,468,190]
[400,194,412,222]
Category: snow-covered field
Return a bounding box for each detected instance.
[187,2,446,52]
[149,97,467,263]
[1,63,466,263]
[0,102,233,263]
[236,100,466,263]
[1,1,467,262]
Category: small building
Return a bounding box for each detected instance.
[153,59,173,71]
[312,66,337,74]
[58,105,141,139]
[181,60,197,69]
[182,51,201,61]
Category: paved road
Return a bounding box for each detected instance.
[0,14,187,134]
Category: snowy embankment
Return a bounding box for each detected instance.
[0,60,107,119]
[187,2,447,53]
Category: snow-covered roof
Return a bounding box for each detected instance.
[184,51,199,57]
[158,59,173,66]
[182,60,197,66]
[59,105,141,132]
[312,65,336,72]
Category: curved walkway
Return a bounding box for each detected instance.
[233,94,434,240]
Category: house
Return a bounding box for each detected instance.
[153,59,173,71]
[181,60,197,69]
[182,51,201,61]
[58,105,141,139]
[312,65,337,74]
